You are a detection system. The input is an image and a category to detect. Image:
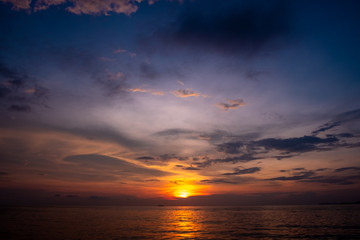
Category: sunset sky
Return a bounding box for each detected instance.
[1,0,360,205]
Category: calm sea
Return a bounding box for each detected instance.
[2,205,360,239]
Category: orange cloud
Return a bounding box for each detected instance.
[216,98,246,111]
[171,88,201,98]
[128,87,164,95]
[1,0,30,10]
[1,0,153,15]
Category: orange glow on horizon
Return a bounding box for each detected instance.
[163,178,209,199]
[174,189,190,198]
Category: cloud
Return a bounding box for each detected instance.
[182,165,200,170]
[216,99,246,111]
[157,0,291,55]
[300,175,360,185]
[200,176,253,185]
[267,167,360,185]
[171,88,201,98]
[136,156,155,161]
[268,171,315,181]
[0,0,30,10]
[97,71,128,96]
[1,0,154,15]
[194,133,355,168]
[177,80,184,86]
[222,167,261,175]
[7,104,31,112]
[312,109,360,135]
[114,48,136,57]
[196,154,261,168]
[0,62,49,110]
[128,87,164,96]
[217,135,339,155]
[63,154,171,177]
[217,141,244,154]
[155,128,198,137]
[334,167,360,173]
[256,135,338,153]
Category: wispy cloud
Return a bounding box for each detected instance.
[216,99,245,111]
[222,167,261,175]
[114,48,136,57]
[312,109,360,135]
[171,88,202,98]
[177,80,184,86]
[128,87,164,96]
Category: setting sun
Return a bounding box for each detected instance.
[175,190,190,198]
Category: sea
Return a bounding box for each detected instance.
[1,205,360,239]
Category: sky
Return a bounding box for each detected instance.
[1,0,360,205]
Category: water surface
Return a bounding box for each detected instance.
[2,205,360,239]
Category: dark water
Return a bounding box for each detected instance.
[2,205,360,239]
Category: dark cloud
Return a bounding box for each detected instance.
[223,167,261,175]
[171,88,201,98]
[268,170,315,181]
[312,122,341,136]
[217,135,339,155]
[200,176,253,185]
[217,141,244,154]
[273,154,297,160]
[7,104,31,112]
[154,128,198,138]
[136,156,155,161]
[216,99,246,111]
[267,167,360,185]
[0,62,49,110]
[196,154,260,168]
[312,109,360,135]
[158,0,291,55]
[315,168,328,172]
[96,71,128,96]
[293,167,305,171]
[256,135,338,153]
[300,175,360,185]
[334,167,360,173]
[182,166,201,171]
[336,133,354,138]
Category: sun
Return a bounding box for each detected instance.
[164,177,208,199]
[175,190,190,198]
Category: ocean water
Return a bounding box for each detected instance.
[2,205,360,239]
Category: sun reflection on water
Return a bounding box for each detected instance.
[164,207,203,239]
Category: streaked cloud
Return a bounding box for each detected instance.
[216,99,246,111]
[222,167,261,175]
[177,80,184,86]
[171,88,201,98]
[114,48,136,57]
[128,87,164,96]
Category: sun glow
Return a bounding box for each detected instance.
[164,178,209,199]
[175,189,191,198]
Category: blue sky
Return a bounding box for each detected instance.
[1,0,360,205]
